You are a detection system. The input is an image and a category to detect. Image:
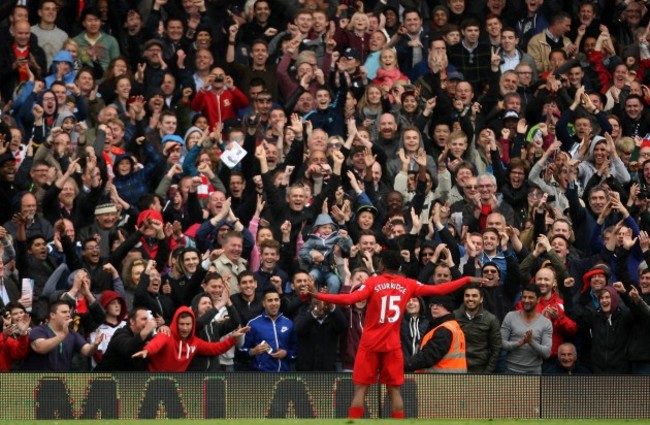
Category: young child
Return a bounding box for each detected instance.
[90,290,127,368]
[299,214,352,294]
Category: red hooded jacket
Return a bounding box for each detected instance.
[143,306,236,372]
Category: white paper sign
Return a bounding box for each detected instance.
[21,279,33,312]
[220,142,248,169]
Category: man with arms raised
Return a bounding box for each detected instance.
[306,250,482,418]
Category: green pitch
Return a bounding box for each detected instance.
[1,420,645,425]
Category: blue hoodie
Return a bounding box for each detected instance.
[45,50,76,89]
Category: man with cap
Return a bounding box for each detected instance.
[139,38,167,90]
[405,295,467,373]
[161,134,186,167]
[78,203,119,259]
[89,290,127,368]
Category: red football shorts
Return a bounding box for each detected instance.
[352,347,404,386]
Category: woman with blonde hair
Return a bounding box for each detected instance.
[372,49,409,91]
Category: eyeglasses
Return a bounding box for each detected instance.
[478,184,494,188]
[516,71,532,75]
[464,185,478,190]
[483,269,498,274]
[528,191,544,198]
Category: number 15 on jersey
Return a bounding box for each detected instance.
[379,295,401,323]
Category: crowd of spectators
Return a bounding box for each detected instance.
[1,0,650,375]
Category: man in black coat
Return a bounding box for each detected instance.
[94,307,160,371]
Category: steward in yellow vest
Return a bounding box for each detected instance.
[404,296,467,373]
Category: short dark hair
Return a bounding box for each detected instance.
[380,250,402,271]
[128,306,149,322]
[463,283,483,294]
[262,288,280,300]
[5,301,26,314]
[403,8,421,19]
[203,272,223,285]
[522,284,541,297]
[238,271,255,283]
[80,6,101,21]
[178,311,193,321]
[550,11,571,26]
[27,234,47,250]
[49,300,70,314]
[460,18,480,30]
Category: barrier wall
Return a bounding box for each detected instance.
[0,373,648,420]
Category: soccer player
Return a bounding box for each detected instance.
[306,250,483,418]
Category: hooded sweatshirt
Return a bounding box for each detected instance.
[142,306,237,372]
[45,50,76,88]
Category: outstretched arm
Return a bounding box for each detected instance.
[415,276,478,297]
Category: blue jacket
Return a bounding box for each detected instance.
[242,311,297,372]
[112,144,162,207]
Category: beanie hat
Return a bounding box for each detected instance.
[136,209,164,227]
[482,261,502,277]
[429,296,456,313]
[582,264,610,293]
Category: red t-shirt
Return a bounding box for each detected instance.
[317,275,471,352]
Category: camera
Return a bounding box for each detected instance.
[215,75,224,83]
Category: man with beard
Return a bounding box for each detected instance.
[501,285,552,374]
[374,113,400,159]
[516,266,577,370]
[454,283,501,373]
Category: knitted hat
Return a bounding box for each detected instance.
[95,203,118,215]
[136,209,164,227]
[429,296,456,313]
[482,261,502,277]
[582,264,610,293]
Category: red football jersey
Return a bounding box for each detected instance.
[317,275,471,352]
